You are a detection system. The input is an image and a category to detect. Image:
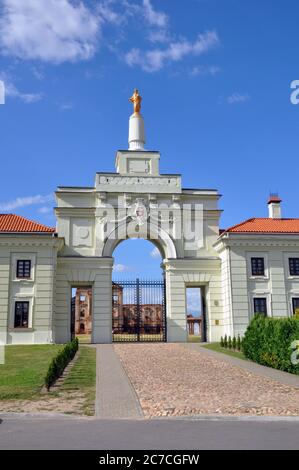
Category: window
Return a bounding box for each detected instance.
[251,257,265,276]
[80,295,86,302]
[14,301,29,328]
[16,260,31,279]
[289,258,299,276]
[253,297,267,316]
[292,298,299,317]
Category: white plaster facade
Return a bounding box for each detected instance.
[214,234,299,337]
[1,108,299,345]
[0,234,62,345]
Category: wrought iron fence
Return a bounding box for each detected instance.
[112,278,166,342]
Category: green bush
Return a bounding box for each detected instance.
[228,336,232,349]
[45,337,79,390]
[242,315,299,375]
[237,335,242,351]
[223,334,228,348]
[220,336,224,348]
[232,336,237,350]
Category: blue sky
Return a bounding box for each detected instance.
[0,0,299,284]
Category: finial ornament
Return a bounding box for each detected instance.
[129,89,142,115]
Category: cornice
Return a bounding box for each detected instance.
[57,256,113,268]
[0,240,59,247]
[54,207,96,216]
[214,235,299,249]
[164,257,220,270]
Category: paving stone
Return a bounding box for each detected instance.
[114,344,299,418]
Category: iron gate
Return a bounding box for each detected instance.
[112,279,166,342]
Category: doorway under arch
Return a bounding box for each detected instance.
[111,239,166,342]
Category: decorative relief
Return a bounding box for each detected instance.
[72,218,93,247]
[99,175,179,187]
[77,227,90,240]
[128,198,149,226]
[96,196,175,228]
[128,159,150,174]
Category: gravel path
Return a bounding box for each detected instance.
[114,344,299,418]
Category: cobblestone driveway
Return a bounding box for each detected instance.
[114,344,299,418]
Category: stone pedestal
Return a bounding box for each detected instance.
[129,113,145,150]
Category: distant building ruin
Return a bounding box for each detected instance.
[72,288,92,335]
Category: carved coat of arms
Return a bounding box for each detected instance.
[129,198,148,226]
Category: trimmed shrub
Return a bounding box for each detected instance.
[223,334,228,348]
[237,335,242,351]
[242,315,299,375]
[228,336,232,349]
[220,336,224,348]
[45,337,79,390]
[232,336,237,350]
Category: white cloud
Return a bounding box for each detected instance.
[147,28,170,44]
[150,247,161,259]
[97,1,124,25]
[227,92,250,104]
[113,263,131,272]
[59,102,74,111]
[142,0,168,28]
[4,80,42,103]
[0,194,53,211]
[0,0,100,63]
[31,67,45,80]
[186,289,202,315]
[190,65,220,77]
[0,70,42,103]
[124,30,219,72]
[0,0,219,75]
[97,0,169,42]
[37,206,52,214]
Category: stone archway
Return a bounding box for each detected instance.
[102,220,177,260]
[102,222,176,343]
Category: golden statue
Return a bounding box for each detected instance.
[129,89,142,115]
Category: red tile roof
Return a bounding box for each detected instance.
[224,218,299,234]
[0,214,55,233]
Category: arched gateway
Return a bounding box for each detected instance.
[54,91,222,344]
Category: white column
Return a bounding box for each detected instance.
[165,262,188,343]
[128,113,145,150]
[92,258,113,343]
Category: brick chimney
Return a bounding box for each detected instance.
[268,193,282,219]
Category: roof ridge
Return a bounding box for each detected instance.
[222,217,299,235]
[252,217,299,221]
[222,217,256,234]
[0,213,55,233]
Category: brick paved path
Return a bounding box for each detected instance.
[114,344,299,418]
[96,345,143,419]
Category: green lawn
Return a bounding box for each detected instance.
[61,346,96,415]
[0,344,97,414]
[202,342,246,360]
[0,345,61,400]
[77,334,91,344]
[188,335,202,343]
